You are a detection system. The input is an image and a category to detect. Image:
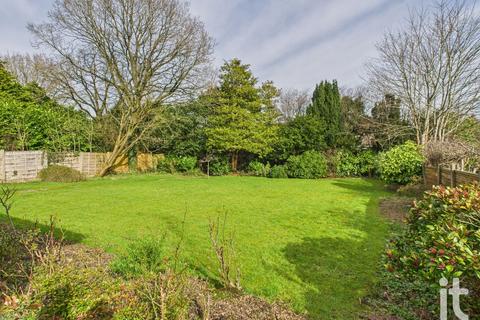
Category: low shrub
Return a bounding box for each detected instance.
[379,141,424,185]
[157,156,198,174]
[208,157,231,176]
[175,156,198,172]
[29,265,116,319]
[286,151,327,179]
[0,224,32,290]
[334,150,359,177]
[157,157,176,173]
[356,150,378,177]
[332,150,378,177]
[385,183,480,317]
[111,238,167,278]
[269,165,288,179]
[38,165,85,183]
[387,184,480,280]
[209,213,241,290]
[366,254,438,319]
[247,161,271,177]
[396,177,427,198]
[118,271,192,320]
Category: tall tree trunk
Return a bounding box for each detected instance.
[99,148,124,177]
[98,131,130,177]
[231,151,239,172]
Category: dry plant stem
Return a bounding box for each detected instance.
[0,184,16,230]
[140,271,188,320]
[173,210,188,272]
[208,212,241,290]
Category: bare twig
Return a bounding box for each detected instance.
[0,184,17,230]
[365,0,480,145]
[208,211,241,290]
[28,0,214,176]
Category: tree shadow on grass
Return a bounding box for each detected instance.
[0,214,85,243]
[283,236,375,318]
[281,180,389,319]
[331,178,388,196]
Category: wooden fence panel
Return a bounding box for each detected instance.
[55,153,82,172]
[79,153,104,177]
[137,153,164,172]
[424,166,480,188]
[441,170,452,186]
[456,171,479,186]
[3,151,46,183]
[0,150,5,182]
[0,150,164,182]
[424,166,438,187]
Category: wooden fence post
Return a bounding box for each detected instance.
[422,163,427,186]
[437,166,442,185]
[0,150,5,182]
[451,169,457,187]
[79,153,84,175]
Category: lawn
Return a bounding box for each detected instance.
[7,174,390,319]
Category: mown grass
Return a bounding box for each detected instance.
[5,174,391,319]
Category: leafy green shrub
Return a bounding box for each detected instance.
[381,184,480,318]
[38,165,85,183]
[286,151,327,179]
[269,165,288,179]
[379,141,424,185]
[157,156,198,173]
[175,156,198,172]
[356,150,378,176]
[334,150,359,177]
[111,238,166,278]
[387,184,480,281]
[157,156,176,173]
[333,150,378,177]
[30,266,115,319]
[208,157,231,176]
[247,161,271,177]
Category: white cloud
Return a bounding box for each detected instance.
[0,0,434,90]
[189,0,427,90]
[0,0,51,52]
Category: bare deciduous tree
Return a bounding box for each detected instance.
[366,0,480,145]
[423,139,480,171]
[277,88,310,121]
[0,53,57,95]
[29,0,213,176]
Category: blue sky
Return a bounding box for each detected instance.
[0,0,433,90]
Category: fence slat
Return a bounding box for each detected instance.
[0,150,163,182]
[0,150,5,182]
[424,166,479,189]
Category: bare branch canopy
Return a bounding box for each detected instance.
[366,0,480,145]
[28,0,213,175]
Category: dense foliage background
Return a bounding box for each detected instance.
[0,63,91,152]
